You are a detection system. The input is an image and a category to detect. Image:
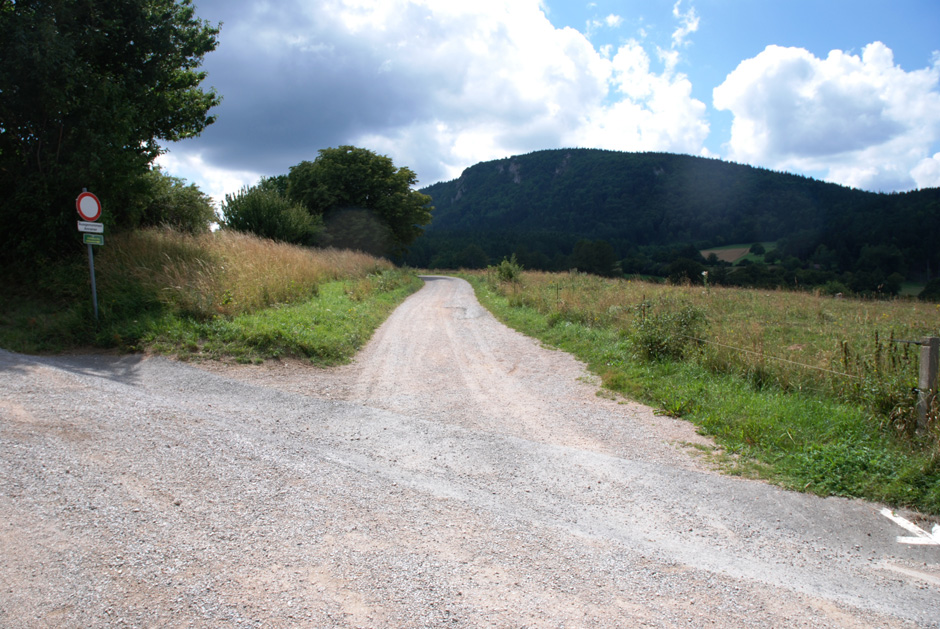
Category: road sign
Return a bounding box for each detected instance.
[76,191,102,222]
[83,233,104,246]
[77,221,104,234]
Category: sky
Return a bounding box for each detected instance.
[157,0,940,205]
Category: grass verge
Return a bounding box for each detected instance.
[142,277,421,365]
[0,228,422,365]
[465,272,940,514]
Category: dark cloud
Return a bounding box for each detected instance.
[183,0,434,175]
[165,2,940,199]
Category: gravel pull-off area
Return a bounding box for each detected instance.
[1,275,939,627]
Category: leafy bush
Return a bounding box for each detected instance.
[629,298,706,361]
[0,1,219,264]
[919,278,940,302]
[490,254,523,283]
[138,169,216,234]
[286,146,433,254]
[819,280,849,296]
[219,185,322,246]
[321,207,395,257]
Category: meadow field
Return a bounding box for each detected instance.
[469,266,940,513]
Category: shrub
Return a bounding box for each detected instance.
[919,278,940,302]
[219,185,322,246]
[491,254,524,283]
[819,280,849,296]
[629,298,706,361]
[138,169,216,234]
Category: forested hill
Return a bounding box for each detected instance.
[411,149,940,285]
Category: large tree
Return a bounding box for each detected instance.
[287,146,433,256]
[0,0,220,263]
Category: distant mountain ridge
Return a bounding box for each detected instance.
[413,148,939,282]
[423,149,867,244]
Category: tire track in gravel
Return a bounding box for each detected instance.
[1,275,938,627]
[345,276,710,460]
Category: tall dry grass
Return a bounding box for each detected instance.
[488,270,940,427]
[99,228,392,318]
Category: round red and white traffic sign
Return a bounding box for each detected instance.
[76,191,102,222]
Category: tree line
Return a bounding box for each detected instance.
[7,1,937,301]
[1,1,432,279]
[0,0,220,266]
[218,147,432,258]
[409,149,940,298]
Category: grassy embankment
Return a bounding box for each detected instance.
[467,266,940,514]
[0,228,422,364]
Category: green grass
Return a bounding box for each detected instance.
[900,281,927,298]
[142,277,421,364]
[0,228,422,365]
[465,272,940,514]
[700,242,775,264]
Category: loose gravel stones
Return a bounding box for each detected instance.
[1,277,938,627]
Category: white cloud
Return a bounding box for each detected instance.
[156,152,261,209]
[164,0,711,192]
[912,153,940,188]
[671,0,699,49]
[713,42,940,191]
[565,42,709,153]
[654,2,698,77]
[586,12,622,37]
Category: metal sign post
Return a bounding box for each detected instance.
[76,190,103,321]
[87,241,99,320]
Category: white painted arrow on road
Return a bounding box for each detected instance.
[880,508,940,545]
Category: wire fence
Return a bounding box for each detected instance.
[678,333,863,380]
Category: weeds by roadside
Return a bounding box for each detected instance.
[0,228,421,364]
[467,270,940,514]
[145,275,420,364]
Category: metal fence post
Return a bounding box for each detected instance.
[917,336,939,433]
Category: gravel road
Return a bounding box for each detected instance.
[1,275,938,627]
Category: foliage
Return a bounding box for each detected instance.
[412,149,940,292]
[919,279,940,302]
[287,146,434,256]
[219,184,323,246]
[455,244,490,269]
[465,271,940,513]
[571,239,620,276]
[0,0,220,263]
[0,228,417,360]
[489,255,524,284]
[146,272,421,364]
[667,257,707,285]
[138,168,216,233]
[629,298,706,361]
[320,208,395,255]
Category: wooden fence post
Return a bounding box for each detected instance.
[917,336,939,433]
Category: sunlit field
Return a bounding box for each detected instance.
[468,267,940,513]
[101,228,395,318]
[1,228,421,363]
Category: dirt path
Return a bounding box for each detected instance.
[1,276,938,627]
